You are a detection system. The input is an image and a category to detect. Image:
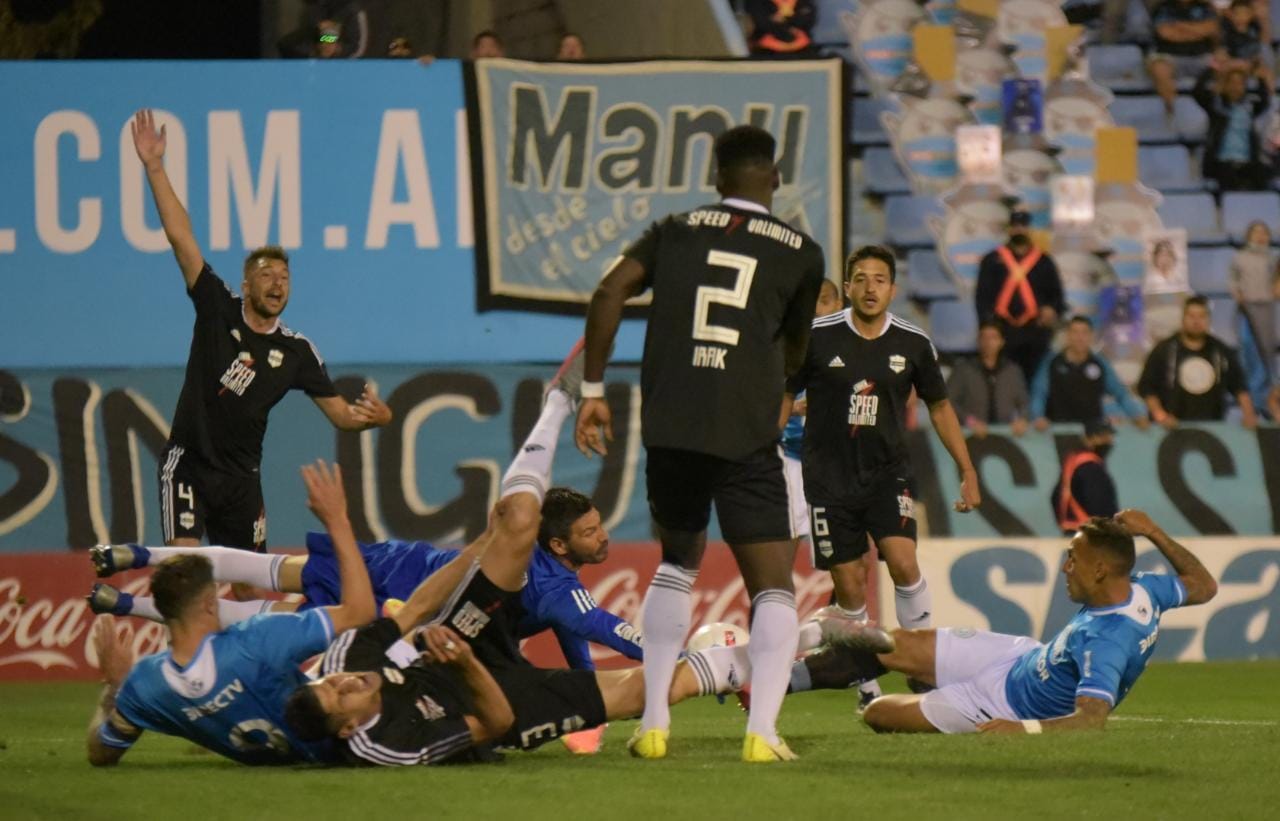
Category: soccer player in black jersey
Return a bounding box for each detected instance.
[786,246,980,646]
[574,125,826,762]
[130,110,391,587]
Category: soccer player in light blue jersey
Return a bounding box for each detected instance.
[86,460,377,766]
[854,510,1217,734]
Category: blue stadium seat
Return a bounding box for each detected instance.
[1187,246,1235,296]
[1139,145,1200,193]
[1173,95,1208,143]
[1222,192,1280,244]
[906,250,958,300]
[863,146,911,195]
[1157,193,1228,244]
[927,299,979,354]
[1111,96,1178,143]
[1087,45,1150,93]
[883,195,944,248]
[852,97,896,146]
[1209,298,1239,347]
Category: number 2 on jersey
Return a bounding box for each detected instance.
[693,250,757,346]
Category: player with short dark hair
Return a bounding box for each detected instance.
[785,245,980,676]
[575,123,827,762]
[854,510,1217,734]
[128,109,391,592]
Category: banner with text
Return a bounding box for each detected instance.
[468,58,845,312]
[2,365,1280,552]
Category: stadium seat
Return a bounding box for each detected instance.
[1157,193,1228,245]
[1187,246,1235,296]
[883,195,944,248]
[852,97,896,146]
[862,146,911,195]
[927,299,978,354]
[1221,192,1280,244]
[1209,298,1239,347]
[1087,45,1150,93]
[906,250,959,300]
[1139,145,1201,193]
[1173,95,1208,143]
[1111,96,1178,143]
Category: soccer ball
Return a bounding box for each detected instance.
[686,622,749,652]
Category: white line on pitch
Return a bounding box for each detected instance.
[1112,716,1278,727]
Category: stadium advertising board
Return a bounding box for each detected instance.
[1,537,1272,681]
[3,366,1280,552]
[468,58,845,312]
[0,60,620,368]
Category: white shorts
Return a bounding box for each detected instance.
[782,455,810,539]
[919,628,1043,734]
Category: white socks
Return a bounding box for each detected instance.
[894,577,932,628]
[123,595,274,625]
[640,563,697,731]
[140,546,285,592]
[685,645,751,695]
[745,589,798,745]
[500,389,572,504]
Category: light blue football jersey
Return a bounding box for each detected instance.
[1004,572,1187,719]
[101,609,338,765]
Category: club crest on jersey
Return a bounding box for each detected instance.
[268,349,283,368]
[889,354,906,374]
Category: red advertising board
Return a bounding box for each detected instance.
[0,545,863,681]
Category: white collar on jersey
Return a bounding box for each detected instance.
[720,197,770,215]
[161,634,218,699]
[845,308,893,339]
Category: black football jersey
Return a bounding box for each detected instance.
[319,618,478,767]
[625,201,826,461]
[787,310,947,503]
[169,265,337,476]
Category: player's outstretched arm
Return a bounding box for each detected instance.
[978,696,1111,734]
[130,109,204,289]
[419,625,514,743]
[927,399,981,512]
[86,616,144,766]
[388,532,494,635]
[312,383,393,432]
[1114,509,1218,605]
[576,257,645,456]
[302,460,377,633]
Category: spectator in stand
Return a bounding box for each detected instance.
[1218,0,1275,90]
[387,37,414,58]
[975,210,1067,384]
[746,0,817,56]
[947,321,1031,438]
[1031,315,1150,429]
[1147,0,1220,113]
[1051,420,1120,536]
[556,32,586,60]
[471,30,505,59]
[315,20,343,58]
[278,1,368,59]
[1194,65,1274,190]
[1138,295,1259,427]
[1231,221,1280,388]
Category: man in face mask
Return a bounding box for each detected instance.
[1051,419,1118,536]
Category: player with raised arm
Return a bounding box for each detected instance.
[784,246,980,686]
[130,109,391,589]
[840,511,1217,734]
[86,460,376,766]
[575,125,827,762]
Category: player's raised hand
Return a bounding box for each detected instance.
[301,459,349,526]
[351,383,392,428]
[130,109,166,169]
[1113,508,1157,538]
[575,397,613,457]
[91,615,135,688]
[954,468,981,513]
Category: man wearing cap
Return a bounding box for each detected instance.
[975,211,1067,383]
[1050,420,1119,536]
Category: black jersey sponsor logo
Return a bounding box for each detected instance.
[219,356,257,397]
[848,380,879,430]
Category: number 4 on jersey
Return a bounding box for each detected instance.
[692,250,756,370]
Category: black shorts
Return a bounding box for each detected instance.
[493,666,608,750]
[430,564,524,670]
[157,445,266,550]
[809,477,917,571]
[645,444,794,544]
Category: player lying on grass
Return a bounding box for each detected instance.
[793,510,1217,734]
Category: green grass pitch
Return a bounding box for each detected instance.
[2,662,1277,820]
